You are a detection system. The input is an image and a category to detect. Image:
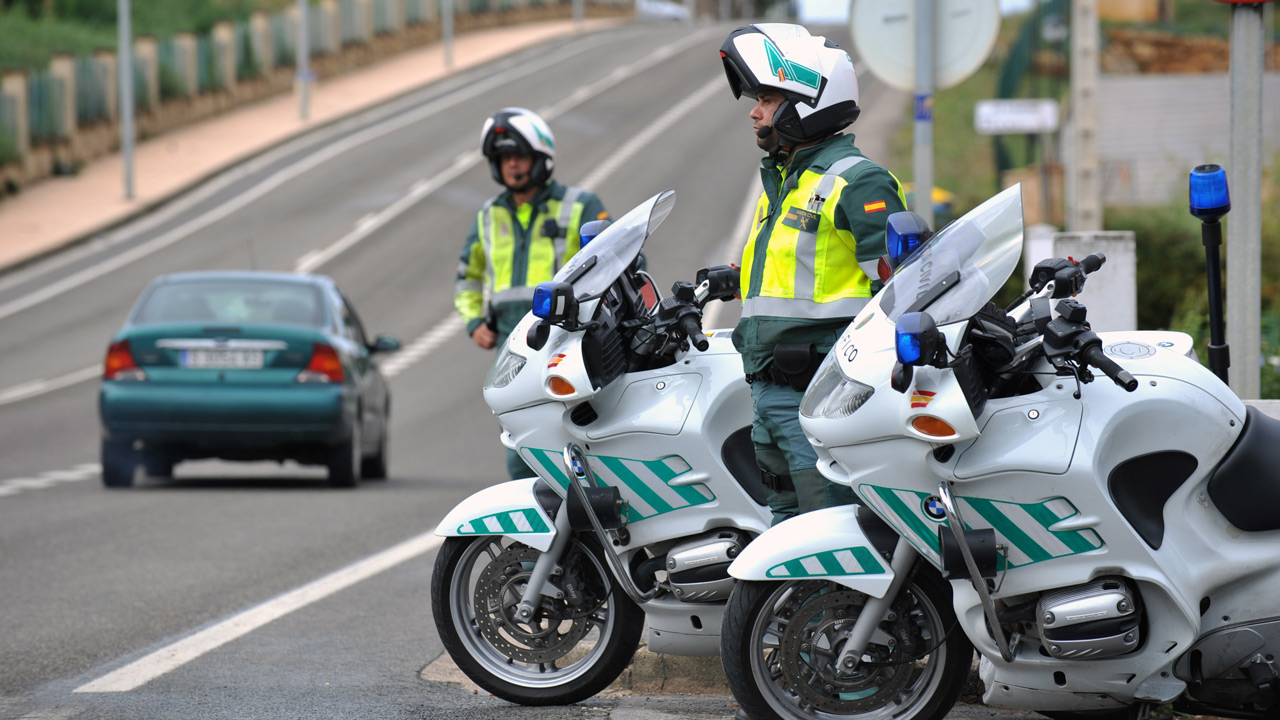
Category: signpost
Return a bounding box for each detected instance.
[850,0,999,228]
[117,0,134,200]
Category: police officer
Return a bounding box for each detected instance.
[720,24,908,523]
[455,107,610,480]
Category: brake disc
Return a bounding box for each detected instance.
[472,544,593,664]
[776,584,913,713]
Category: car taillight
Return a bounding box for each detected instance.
[297,343,344,383]
[103,340,147,381]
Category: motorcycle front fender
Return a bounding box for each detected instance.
[727,505,897,598]
[434,478,559,552]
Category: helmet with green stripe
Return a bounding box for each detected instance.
[719,24,861,147]
[480,107,556,190]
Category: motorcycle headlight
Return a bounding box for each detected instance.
[800,354,874,419]
[483,341,526,390]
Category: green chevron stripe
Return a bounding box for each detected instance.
[766,547,885,579]
[963,497,1052,563]
[872,486,940,551]
[598,456,673,514]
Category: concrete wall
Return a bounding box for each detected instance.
[1095,72,1280,207]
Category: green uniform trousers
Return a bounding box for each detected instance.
[750,379,854,525]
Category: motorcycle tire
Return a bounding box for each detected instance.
[722,569,973,720]
[431,534,643,705]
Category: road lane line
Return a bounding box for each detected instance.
[74,530,445,693]
[293,28,718,275]
[0,365,99,407]
[701,180,760,332]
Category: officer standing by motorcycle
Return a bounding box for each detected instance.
[720,24,908,523]
[455,107,610,479]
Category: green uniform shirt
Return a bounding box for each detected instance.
[455,180,608,337]
[733,134,908,374]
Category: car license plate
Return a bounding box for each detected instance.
[181,349,264,369]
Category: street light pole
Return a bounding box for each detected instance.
[296,0,311,121]
[117,0,134,200]
[443,0,454,68]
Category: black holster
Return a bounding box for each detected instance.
[772,343,822,392]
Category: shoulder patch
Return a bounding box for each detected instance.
[863,200,887,213]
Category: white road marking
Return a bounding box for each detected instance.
[701,180,759,332]
[0,365,100,407]
[378,316,465,377]
[74,530,444,693]
[293,28,718,274]
[0,464,100,498]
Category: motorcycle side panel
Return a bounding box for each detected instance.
[497,343,772,550]
[727,505,896,598]
[433,479,558,552]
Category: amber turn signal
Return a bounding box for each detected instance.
[911,415,956,438]
[548,377,577,396]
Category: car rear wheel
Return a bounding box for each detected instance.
[101,438,138,488]
[143,450,174,478]
[327,423,361,488]
[361,425,388,480]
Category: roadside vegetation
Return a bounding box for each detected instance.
[884,2,1278,397]
[0,0,299,73]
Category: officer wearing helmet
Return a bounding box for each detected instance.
[720,24,908,523]
[455,108,610,480]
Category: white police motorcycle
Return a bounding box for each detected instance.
[430,190,773,705]
[722,169,1280,720]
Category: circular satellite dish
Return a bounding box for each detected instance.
[851,0,1000,92]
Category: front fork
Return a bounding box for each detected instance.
[832,534,920,675]
[513,444,655,621]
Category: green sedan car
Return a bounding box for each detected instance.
[99,271,401,488]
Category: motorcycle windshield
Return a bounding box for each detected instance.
[875,184,1024,326]
[552,189,676,300]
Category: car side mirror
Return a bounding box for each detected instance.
[370,334,401,354]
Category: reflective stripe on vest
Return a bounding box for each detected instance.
[493,286,537,303]
[792,156,866,301]
[554,187,582,270]
[479,200,497,292]
[742,295,870,320]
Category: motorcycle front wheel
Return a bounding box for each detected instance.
[430,535,643,705]
[722,571,972,720]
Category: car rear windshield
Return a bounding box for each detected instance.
[133,279,327,328]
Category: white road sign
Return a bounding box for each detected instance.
[974,99,1060,135]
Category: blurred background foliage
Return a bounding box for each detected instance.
[0,0,300,72]
[885,0,1278,396]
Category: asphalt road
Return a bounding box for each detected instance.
[0,20,1044,720]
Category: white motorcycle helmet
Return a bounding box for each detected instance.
[719,24,861,148]
[479,107,556,191]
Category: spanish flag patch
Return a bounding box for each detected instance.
[597,211,610,220]
[864,200,887,213]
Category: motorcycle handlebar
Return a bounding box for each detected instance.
[1080,252,1106,275]
[1080,344,1138,392]
[678,314,709,352]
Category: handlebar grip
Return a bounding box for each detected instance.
[679,314,709,352]
[1080,253,1106,275]
[1081,344,1137,392]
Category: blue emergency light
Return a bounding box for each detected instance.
[885,211,932,271]
[896,330,923,364]
[1189,164,1230,221]
[532,281,577,324]
[579,219,611,247]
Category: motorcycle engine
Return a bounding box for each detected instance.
[1036,577,1141,660]
[665,529,749,603]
